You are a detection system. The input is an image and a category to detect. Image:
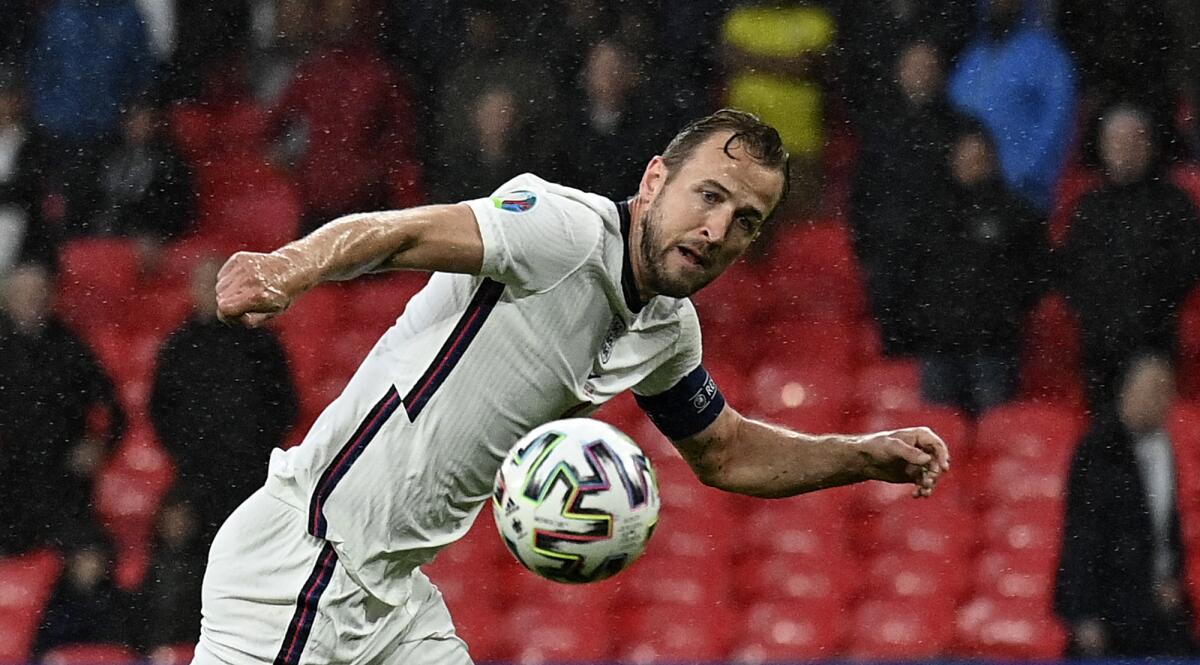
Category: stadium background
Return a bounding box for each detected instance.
[2,0,1200,663]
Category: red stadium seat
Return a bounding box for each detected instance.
[857,500,974,558]
[981,505,1061,564]
[446,596,506,663]
[980,458,1066,508]
[349,272,429,334]
[854,360,923,412]
[1019,294,1085,407]
[41,643,141,665]
[1177,289,1200,399]
[732,599,846,662]
[735,551,859,604]
[1048,166,1102,247]
[847,598,955,659]
[1172,163,1200,213]
[748,358,853,430]
[502,603,612,663]
[737,492,851,558]
[614,603,736,663]
[147,643,195,665]
[762,221,867,322]
[973,549,1058,605]
[691,259,765,329]
[974,401,1083,468]
[0,549,63,660]
[866,551,968,602]
[619,553,731,607]
[955,596,1068,659]
[652,507,735,564]
[57,238,143,333]
[204,184,302,253]
[756,319,860,373]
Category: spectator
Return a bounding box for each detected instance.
[915,122,1046,415]
[1059,106,1200,410]
[161,0,251,102]
[1058,0,1183,164]
[948,0,1075,213]
[34,528,137,656]
[721,0,835,214]
[270,0,423,228]
[136,490,205,653]
[849,41,963,356]
[150,258,297,543]
[835,0,973,134]
[430,85,528,203]
[1055,354,1199,657]
[434,0,559,180]
[559,40,665,199]
[27,0,155,234]
[0,263,126,554]
[92,101,194,242]
[0,71,52,272]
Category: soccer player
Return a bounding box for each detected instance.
[202,109,950,665]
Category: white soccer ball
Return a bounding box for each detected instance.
[492,418,660,584]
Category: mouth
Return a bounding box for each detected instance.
[676,245,706,269]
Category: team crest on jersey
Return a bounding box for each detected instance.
[492,190,537,213]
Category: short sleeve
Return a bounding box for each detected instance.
[463,176,603,291]
[632,310,725,440]
[632,302,703,397]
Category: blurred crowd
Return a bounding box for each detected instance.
[2,0,1200,661]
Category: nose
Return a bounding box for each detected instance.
[699,211,733,245]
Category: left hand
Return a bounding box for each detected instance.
[861,426,951,498]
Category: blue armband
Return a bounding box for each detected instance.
[634,365,726,440]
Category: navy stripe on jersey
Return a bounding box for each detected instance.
[635,365,726,440]
[308,387,402,538]
[403,278,505,420]
[273,542,338,665]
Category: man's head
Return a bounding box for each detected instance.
[472,86,519,150]
[584,40,637,109]
[630,109,788,299]
[896,41,942,107]
[1118,353,1175,436]
[1100,105,1155,185]
[951,124,999,187]
[2,263,53,331]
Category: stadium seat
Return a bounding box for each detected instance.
[955,596,1068,659]
[1177,290,1200,399]
[732,599,846,661]
[619,552,731,607]
[1048,165,1102,247]
[756,319,860,373]
[856,500,974,559]
[348,272,429,334]
[761,221,867,321]
[0,550,61,662]
[847,598,955,659]
[652,507,735,564]
[980,457,1066,508]
[40,643,142,665]
[446,597,506,663]
[734,551,858,605]
[736,494,851,557]
[866,551,968,602]
[204,183,302,254]
[1172,163,1200,213]
[854,359,923,412]
[748,358,853,428]
[57,238,143,333]
[502,603,612,664]
[974,401,1083,468]
[691,259,765,329]
[1019,294,1085,407]
[972,549,1058,605]
[147,643,195,665]
[614,603,736,663]
[981,505,1061,564]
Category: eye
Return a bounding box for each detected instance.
[736,216,759,233]
[701,190,720,204]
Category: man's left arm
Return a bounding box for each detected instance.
[670,404,949,499]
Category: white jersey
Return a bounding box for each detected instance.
[263,174,703,605]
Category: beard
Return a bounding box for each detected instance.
[637,199,718,299]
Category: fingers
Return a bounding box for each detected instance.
[889,427,951,472]
[886,436,933,467]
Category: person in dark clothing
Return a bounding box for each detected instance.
[1058,0,1184,164]
[1055,355,1199,657]
[0,71,53,271]
[92,102,194,241]
[1059,105,1200,411]
[136,490,206,653]
[559,40,665,199]
[915,122,1047,415]
[150,258,297,543]
[0,263,126,554]
[849,40,965,356]
[34,527,137,656]
[429,84,530,203]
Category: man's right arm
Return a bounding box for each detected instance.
[216,204,483,326]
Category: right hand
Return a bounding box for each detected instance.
[216,251,296,327]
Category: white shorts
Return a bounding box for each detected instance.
[192,489,472,665]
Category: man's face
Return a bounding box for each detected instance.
[1118,359,1174,435]
[897,43,941,105]
[634,132,784,298]
[1101,112,1153,185]
[2,265,52,329]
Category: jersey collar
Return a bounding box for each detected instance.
[616,198,646,314]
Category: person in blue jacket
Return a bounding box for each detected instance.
[948,0,1076,213]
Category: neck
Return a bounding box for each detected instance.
[625,196,654,302]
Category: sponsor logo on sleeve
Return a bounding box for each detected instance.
[491,190,538,213]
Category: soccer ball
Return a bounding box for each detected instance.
[492,418,660,584]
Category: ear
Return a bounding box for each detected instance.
[638,156,668,203]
